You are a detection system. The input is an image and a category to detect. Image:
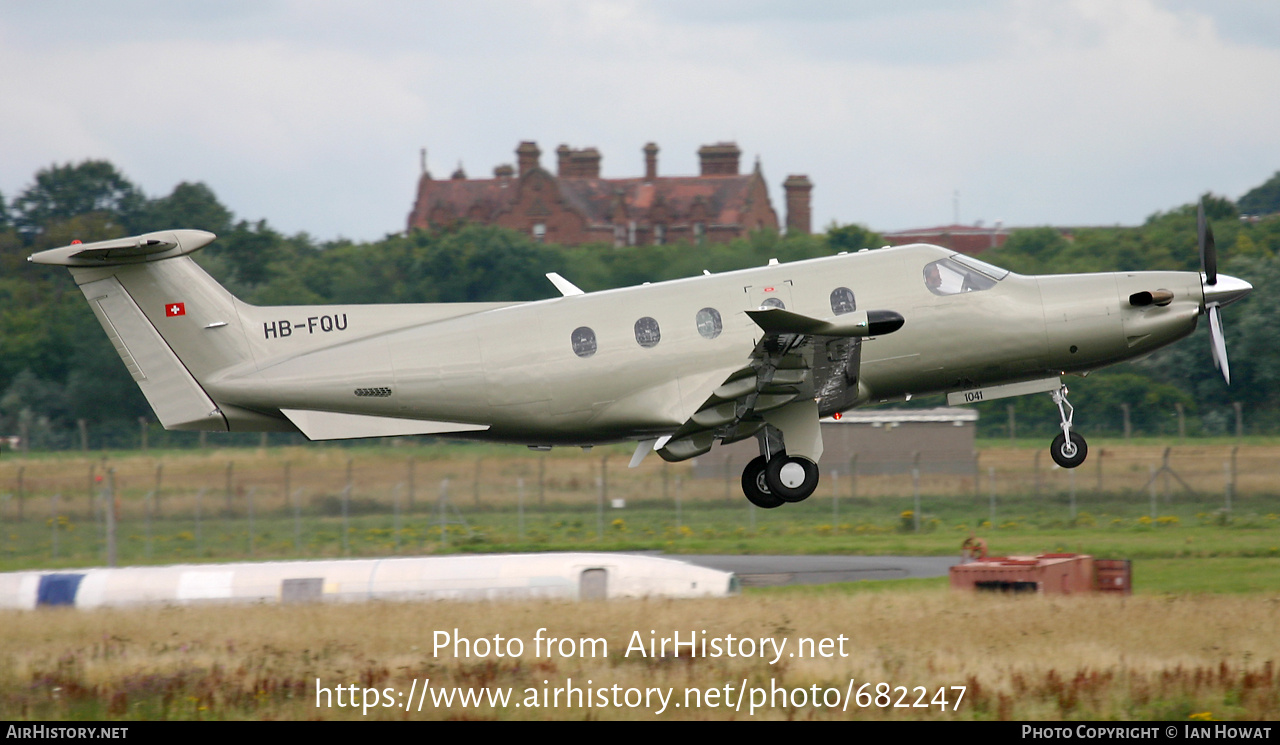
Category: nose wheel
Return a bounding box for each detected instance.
[1049,386,1088,468]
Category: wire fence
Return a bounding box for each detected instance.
[0,443,1272,566]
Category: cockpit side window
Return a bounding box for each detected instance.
[923,257,1001,296]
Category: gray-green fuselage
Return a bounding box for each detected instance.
[204,244,1203,445]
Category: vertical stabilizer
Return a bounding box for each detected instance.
[30,231,262,432]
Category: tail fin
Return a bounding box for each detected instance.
[30,230,277,432]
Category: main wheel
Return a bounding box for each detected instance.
[1050,431,1088,468]
[765,454,820,503]
[741,455,784,509]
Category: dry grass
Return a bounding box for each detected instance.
[3,588,1278,720]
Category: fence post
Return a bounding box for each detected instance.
[988,465,996,529]
[51,494,60,560]
[154,464,163,518]
[831,469,839,524]
[407,457,415,513]
[517,477,525,540]
[195,488,204,556]
[439,478,450,548]
[105,469,117,568]
[912,451,921,533]
[247,487,256,555]
[292,487,303,554]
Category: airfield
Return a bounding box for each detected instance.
[1,442,1278,720]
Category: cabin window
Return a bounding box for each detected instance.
[759,297,786,310]
[634,317,661,348]
[571,326,597,357]
[696,307,722,339]
[923,257,1000,296]
[830,287,856,315]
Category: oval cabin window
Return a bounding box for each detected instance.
[571,327,597,358]
[696,308,723,339]
[634,317,661,348]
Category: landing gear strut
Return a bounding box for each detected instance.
[1049,385,1088,468]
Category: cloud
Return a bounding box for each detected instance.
[1,0,1278,240]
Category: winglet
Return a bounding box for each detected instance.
[546,272,585,297]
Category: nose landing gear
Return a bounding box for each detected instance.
[1049,385,1088,468]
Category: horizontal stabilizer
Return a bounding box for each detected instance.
[28,230,217,267]
[746,308,904,337]
[281,409,490,441]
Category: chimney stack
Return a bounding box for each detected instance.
[697,142,741,176]
[516,141,541,176]
[783,174,813,234]
[556,144,571,176]
[569,148,601,178]
[643,142,659,181]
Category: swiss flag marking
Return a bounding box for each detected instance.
[165,302,186,317]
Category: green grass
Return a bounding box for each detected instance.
[2,491,1279,593]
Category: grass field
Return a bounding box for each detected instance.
[1,587,1277,720]
[0,441,1278,720]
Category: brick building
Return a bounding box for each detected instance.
[407,141,813,246]
[881,223,1010,255]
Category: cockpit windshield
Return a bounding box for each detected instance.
[923,254,1008,296]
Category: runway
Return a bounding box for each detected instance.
[669,554,961,588]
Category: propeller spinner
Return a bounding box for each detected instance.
[1198,200,1252,384]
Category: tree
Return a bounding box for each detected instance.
[133,181,233,235]
[0,190,8,228]
[1239,170,1280,216]
[12,160,144,240]
[824,222,881,253]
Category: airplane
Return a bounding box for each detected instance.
[29,203,1252,509]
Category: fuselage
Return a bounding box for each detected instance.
[208,244,1207,445]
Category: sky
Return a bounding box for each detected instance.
[2,0,1279,243]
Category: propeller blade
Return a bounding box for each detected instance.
[1208,303,1230,385]
[1198,200,1217,285]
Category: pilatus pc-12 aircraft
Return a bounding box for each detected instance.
[30,203,1251,509]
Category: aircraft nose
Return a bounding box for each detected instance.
[1203,273,1252,308]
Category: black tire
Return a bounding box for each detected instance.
[764,454,820,503]
[1050,431,1088,468]
[741,455,784,509]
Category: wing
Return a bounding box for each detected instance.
[655,308,904,462]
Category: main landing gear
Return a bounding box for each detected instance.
[1049,385,1088,468]
[741,453,821,509]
